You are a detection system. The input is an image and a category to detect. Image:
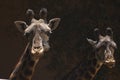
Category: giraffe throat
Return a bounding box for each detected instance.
[63,57,103,80]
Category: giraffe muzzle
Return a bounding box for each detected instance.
[31,46,44,54]
[105,59,115,68]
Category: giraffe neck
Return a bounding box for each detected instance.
[63,57,103,80]
[9,43,42,80]
[82,58,103,80]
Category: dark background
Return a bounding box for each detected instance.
[0,0,120,80]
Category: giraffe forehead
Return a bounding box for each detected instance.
[30,21,51,32]
[32,18,44,23]
[100,36,111,42]
[38,19,44,23]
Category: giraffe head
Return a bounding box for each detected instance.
[14,8,60,55]
[87,28,117,68]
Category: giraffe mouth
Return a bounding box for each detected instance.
[31,46,44,54]
[104,59,115,68]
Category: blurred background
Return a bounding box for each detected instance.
[0,0,120,80]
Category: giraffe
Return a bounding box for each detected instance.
[9,8,60,80]
[62,28,117,80]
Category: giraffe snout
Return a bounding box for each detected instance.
[31,45,44,54]
[105,57,115,68]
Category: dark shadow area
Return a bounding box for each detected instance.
[0,0,120,80]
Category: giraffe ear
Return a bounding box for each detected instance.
[48,18,61,31]
[14,21,28,33]
[87,38,97,47]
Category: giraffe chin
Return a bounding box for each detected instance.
[31,47,44,55]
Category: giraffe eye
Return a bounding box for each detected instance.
[41,30,51,35]
[46,31,51,36]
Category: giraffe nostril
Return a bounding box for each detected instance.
[34,46,40,49]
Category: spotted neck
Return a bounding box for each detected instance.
[9,43,42,80]
[62,57,103,80]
